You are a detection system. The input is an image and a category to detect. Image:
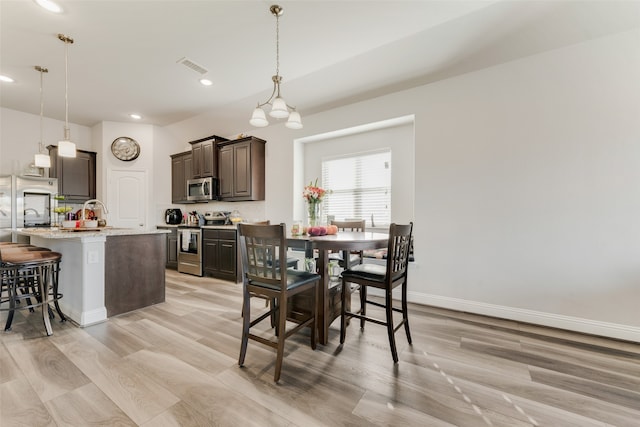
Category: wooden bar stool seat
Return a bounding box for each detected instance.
[1,249,65,336]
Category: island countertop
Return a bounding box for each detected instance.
[16,227,170,240]
[15,227,167,327]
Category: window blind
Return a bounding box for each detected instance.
[322,150,391,227]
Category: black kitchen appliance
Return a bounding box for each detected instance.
[165,208,182,225]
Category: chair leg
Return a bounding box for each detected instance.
[4,272,17,331]
[238,289,251,367]
[274,296,288,382]
[52,265,66,322]
[340,277,347,344]
[402,279,412,344]
[38,266,53,336]
[359,284,367,330]
[310,284,318,350]
[385,289,399,363]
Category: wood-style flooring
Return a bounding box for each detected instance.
[2,269,639,426]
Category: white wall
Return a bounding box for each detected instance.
[0,107,92,175]
[3,27,638,341]
[167,29,640,341]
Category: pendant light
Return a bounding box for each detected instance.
[57,34,76,158]
[34,65,51,168]
[249,5,303,129]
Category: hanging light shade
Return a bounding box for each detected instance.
[285,110,303,130]
[249,5,303,129]
[58,34,76,158]
[250,106,269,127]
[34,153,51,168]
[34,65,51,168]
[269,96,289,118]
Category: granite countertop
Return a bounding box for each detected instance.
[16,227,170,239]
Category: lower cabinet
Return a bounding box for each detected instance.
[157,226,178,269]
[203,229,239,282]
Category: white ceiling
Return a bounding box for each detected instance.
[1,0,639,136]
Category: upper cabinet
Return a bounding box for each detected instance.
[189,134,228,179]
[218,136,266,201]
[171,151,193,204]
[47,145,97,202]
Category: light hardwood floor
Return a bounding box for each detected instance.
[2,269,639,426]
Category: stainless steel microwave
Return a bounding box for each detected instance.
[187,177,218,202]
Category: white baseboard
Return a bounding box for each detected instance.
[60,302,107,327]
[408,291,640,343]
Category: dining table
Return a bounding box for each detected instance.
[286,231,389,344]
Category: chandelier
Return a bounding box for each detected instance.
[34,65,51,168]
[57,34,76,158]
[249,5,302,129]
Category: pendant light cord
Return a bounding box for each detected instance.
[58,34,74,141]
[35,65,48,154]
[39,68,44,152]
[64,38,69,139]
[275,11,280,78]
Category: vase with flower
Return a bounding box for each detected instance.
[303,178,329,227]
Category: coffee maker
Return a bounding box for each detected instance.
[165,208,182,225]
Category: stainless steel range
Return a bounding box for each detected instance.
[177,211,230,276]
[177,226,202,276]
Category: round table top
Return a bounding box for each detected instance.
[287,231,388,251]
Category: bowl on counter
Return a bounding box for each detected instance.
[62,220,79,229]
[83,220,98,228]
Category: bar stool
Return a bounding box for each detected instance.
[0,245,53,313]
[1,247,65,335]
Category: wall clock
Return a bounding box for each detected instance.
[111,137,140,161]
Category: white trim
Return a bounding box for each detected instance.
[58,303,107,327]
[297,114,414,145]
[79,307,108,327]
[408,292,640,343]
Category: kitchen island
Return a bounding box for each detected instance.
[15,227,170,326]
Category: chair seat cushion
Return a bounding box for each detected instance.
[250,270,320,291]
[341,263,386,283]
[328,252,361,264]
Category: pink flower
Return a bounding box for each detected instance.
[303,178,328,202]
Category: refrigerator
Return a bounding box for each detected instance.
[0,175,59,242]
[0,175,12,241]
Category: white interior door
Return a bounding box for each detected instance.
[107,169,147,229]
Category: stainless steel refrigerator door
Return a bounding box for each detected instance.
[0,175,12,241]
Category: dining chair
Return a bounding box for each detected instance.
[252,220,299,269]
[339,222,413,363]
[237,223,320,382]
[329,219,366,269]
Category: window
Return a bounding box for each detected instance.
[322,150,391,227]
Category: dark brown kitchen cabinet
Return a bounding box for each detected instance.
[217,136,265,201]
[47,145,96,202]
[171,151,193,204]
[203,229,239,282]
[157,226,178,269]
[190,134,227,178]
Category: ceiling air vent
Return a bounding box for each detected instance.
[177,57,208,75]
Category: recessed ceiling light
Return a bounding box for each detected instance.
[34,0,63,13]
[129,113,142,120]
[199,78,213,86]
[0,75,15,83]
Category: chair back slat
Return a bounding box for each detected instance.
[385,223,413,281]
[238,223,288,290]
[331,219,365,232]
